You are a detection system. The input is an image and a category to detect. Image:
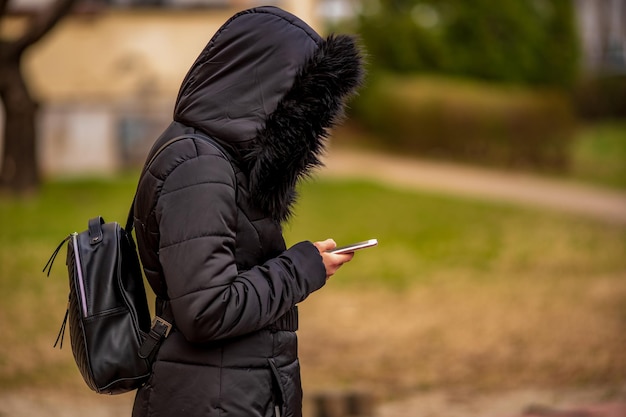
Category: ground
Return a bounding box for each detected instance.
[1,380,625,416]
[2,148,625,417]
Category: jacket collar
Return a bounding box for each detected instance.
[245,34,364,222]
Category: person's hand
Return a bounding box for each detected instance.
[313,239,354,280]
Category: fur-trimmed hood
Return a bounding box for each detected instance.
[173,6,364,222]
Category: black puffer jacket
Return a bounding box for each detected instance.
[131,6,364,417]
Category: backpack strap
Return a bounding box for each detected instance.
[133,133,233,359]
[125,133,232,232]
[138,298,174,360]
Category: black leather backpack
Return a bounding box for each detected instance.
[42,134,224,394]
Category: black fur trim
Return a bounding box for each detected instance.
[246,34,365,223]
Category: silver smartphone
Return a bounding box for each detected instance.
[327,239,378,254]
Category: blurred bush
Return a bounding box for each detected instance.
[356,0,580,88]
[343,0,580,170]
[350,75,576,170]
[572,75,626,119]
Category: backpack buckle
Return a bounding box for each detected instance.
[151,316,172,338]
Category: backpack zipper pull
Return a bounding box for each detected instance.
[43,235,71,277]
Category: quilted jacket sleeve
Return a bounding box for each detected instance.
[156,150,326,343]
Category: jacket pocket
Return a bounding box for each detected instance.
[268,358,303,417]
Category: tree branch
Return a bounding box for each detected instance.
[13,0,78,54]
[0,0,10,32]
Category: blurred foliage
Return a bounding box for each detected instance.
[569,121,626,190]
[349,75,575,170]
[572,75,626,119]
[355,0,580,88]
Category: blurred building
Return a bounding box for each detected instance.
[574,0,626,75]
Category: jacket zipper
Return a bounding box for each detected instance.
[71,233,89,317]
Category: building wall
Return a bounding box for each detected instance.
[26,2,321,102]
[574,0,626,74]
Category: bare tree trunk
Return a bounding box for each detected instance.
[0,0,78,195]
[0,47,39,194]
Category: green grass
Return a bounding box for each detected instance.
[1,175,625,395]
[291,180,626,395]
[570,121,626,190]
[285,179,626,289]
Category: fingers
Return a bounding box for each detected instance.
[313,238,337,253]
[311,238,359,279]
[324,252,354,279]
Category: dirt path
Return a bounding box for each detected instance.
[375,387,626,417]
[303,386,626,417]
[2,386,625,417]
[0,389,134,417]
[321,148,626,226]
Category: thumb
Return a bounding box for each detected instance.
[314,238,337,252]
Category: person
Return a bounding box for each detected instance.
[130,5,365,417]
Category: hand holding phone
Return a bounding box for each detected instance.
[326,239,378,254]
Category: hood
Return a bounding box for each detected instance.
[173,6,365,222]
